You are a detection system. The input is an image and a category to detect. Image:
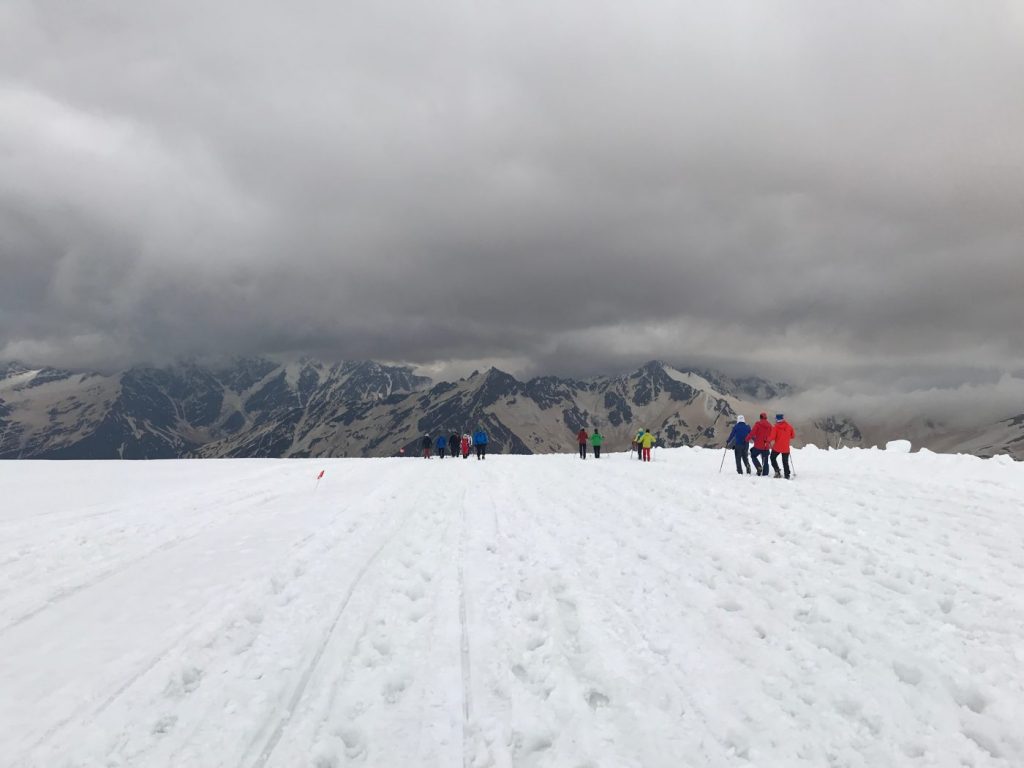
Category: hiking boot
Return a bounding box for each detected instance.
[774,471,782,479]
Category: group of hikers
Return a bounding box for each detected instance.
[579,414,795,478]
[575,428,605,459]
[418,414,795,478]
[724,412,796,479]
[421,429,489,459]
[576,427,656,461]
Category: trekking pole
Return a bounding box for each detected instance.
[718,445,729,473]
[791,451,797,479]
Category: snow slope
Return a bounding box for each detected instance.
[1,449,1022,767]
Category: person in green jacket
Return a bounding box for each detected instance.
[590,429,604,459]
[637,429,656,462]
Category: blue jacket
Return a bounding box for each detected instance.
[435,435,447,450]
[726,422,752,447]
[473,430,488,446]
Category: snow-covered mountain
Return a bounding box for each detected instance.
[0,358,860,459]
[0,359,430,459]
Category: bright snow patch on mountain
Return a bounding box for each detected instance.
[1,448,1022,767]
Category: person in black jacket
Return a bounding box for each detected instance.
[449,432,460,458]
[421,434,432,459]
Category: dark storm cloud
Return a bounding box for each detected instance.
[1,0,1023,397]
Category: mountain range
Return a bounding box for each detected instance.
[0,358,1020,460]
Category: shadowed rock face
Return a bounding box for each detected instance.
[0,357,892,459]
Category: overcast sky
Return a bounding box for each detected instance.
[2,1,1022,392]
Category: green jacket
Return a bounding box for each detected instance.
[590,432,603,446]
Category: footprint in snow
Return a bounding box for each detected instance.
[403,584,425,602]
[950,683,989,714]
[152,714,177,735]
[892,661,923,686]
[164,665,203,698]
[334,725,367,760]
[526,635,546,651]
[382,674,411,704]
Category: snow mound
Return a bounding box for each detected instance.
[885,438,912,453]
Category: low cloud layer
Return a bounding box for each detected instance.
[2,2,1022,396]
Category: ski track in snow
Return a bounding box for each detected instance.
[1,448,1023,767]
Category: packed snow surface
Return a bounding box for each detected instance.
[2,447,1023,767]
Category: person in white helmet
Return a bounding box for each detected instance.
[725,415,752,475]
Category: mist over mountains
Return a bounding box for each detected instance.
[0,358,1020,460]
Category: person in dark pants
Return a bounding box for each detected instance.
[769,414,796,479]
[421,434,432,459]
[473,428,488,459]
[435,434,447,459]
[747,413,772,476]
[577,428,588,459]
[725,415,752,474]
[449,433,460,458]
[590,429,603,458]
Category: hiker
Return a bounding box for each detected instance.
[725,415,752,475]
[449,432,460,458]
[769,414,796,479]
[746,413,773,476]
[634,429,645,460]
[637,428,656,462]
[590,429,604,458]
[461,433,471,459]
[435,433,447,459]
[473,428,488,459]
[421,433,432,459]
[577,428,589,459]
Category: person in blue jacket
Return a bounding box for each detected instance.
[725,415,753,475]
[435,434,447,459]
[472,428,488,460]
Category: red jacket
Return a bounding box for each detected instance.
[770,421,795,453]
[747,419,773,450]
[577,429,588,445]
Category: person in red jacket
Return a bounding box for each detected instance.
[769,414,795,479]
[746,412,773,477]
[577,428,589,459]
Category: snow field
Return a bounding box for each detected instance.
[1,447,1022,767]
